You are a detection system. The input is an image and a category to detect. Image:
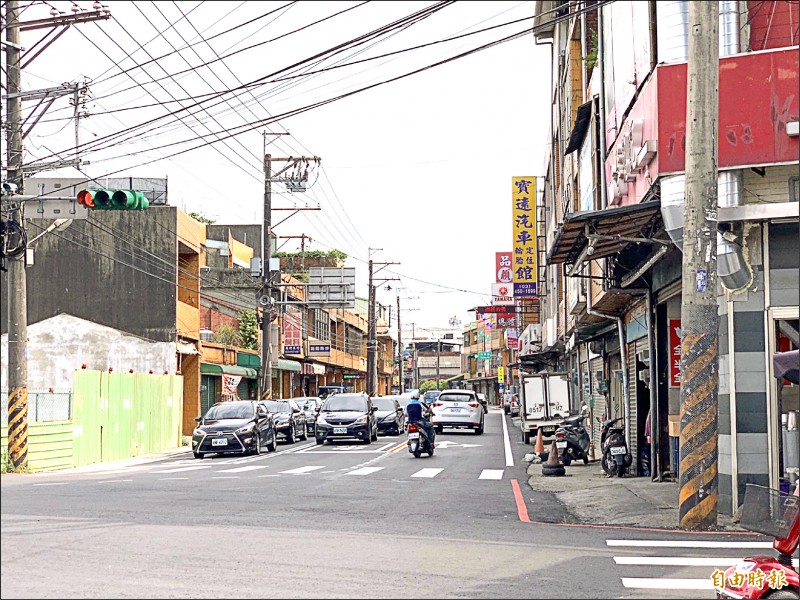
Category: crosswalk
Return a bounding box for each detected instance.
[606,537,798,596]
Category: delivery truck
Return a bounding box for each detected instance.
[518,372,571,445]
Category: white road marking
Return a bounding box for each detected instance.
[218,465,269,473]
[620,578,714,590]
[501,414,514,467]
[346,467,384,476]
[299,450,388,454]
[32,482,69,486]
[158,477,188,481]
[157,465,211,474]
[606,540,774,549]
[614,556,740,566]
[479,469,504,480]
[258,474,280,478]
[376,443,394,451]
[410,468,444,478]
[98,479,132,484]
[211,476,239,479]
[279,466,325,475]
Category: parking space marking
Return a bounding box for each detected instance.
[410,468,444,478]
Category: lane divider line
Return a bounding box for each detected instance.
[501,412,514,467]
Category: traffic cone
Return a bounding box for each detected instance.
[542,440,566,477]
[546,441,561,466]
[534,428,544,454]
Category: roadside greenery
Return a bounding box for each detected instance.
[238,309,259,350]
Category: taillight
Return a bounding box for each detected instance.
[556,432,565,439]
[468,402,478,408]
[433,402,442,407]
[408,424,418,432]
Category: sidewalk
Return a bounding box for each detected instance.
[520,438,743,532]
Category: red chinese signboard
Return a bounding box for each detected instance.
[669,319,682,388]
[496,252,513,283]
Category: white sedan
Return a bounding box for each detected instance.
[431,390,485,435]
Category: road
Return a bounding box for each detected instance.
[1,409,762,598]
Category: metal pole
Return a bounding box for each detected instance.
[679,0,719,531]
[435,339,441,390]
[261,150,273,399]
[5,0,29,471]
[397,295,403,393]
[366,259,375,395]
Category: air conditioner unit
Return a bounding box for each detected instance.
[638,369,651,387]
[200,329,214,342]
[636,349,650,366]
[589,340,602,355]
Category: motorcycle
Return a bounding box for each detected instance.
[598,416,631,477]
[715,483,799,599]
[407,421,434,458]
[555,410,590,466]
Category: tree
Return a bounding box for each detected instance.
[238,309,259,351]
[214,323,241,347]
[188,211,215,224]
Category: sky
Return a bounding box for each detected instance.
[7,1,552,339]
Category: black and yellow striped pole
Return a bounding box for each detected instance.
[679,0,720,531]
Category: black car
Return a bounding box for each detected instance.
[192,401,277,459]
[294,397,324,434]
[315,392,378,445]
[372,396,406,436]
[263,399,307,444]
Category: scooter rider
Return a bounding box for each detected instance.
[406,396,436,446]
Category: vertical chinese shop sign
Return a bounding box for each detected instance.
[669,319,682,387]
[512,176,537,297]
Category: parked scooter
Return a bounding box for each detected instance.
[598,416,631,477]
[555,407,590,466]
[407,422,434,458]
[715,483,799,599]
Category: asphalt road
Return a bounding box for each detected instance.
[1,409,758,599]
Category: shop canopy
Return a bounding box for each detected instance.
[200,363,258,378]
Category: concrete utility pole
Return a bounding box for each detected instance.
[5,0,27,471]
[366,250,399,396]
[397,295,403,393]
[679,0,720,531]
[260,146,320,399]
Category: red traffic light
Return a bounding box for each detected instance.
[77,189,95,208]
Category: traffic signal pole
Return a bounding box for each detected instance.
[5,0,28,470]
[679,1,720,531]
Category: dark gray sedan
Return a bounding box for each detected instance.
[192,401,277,458]
[372,396,406,436]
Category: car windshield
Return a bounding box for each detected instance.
[323,396,366,412]
[264,400,291,413]
[438,393,473,403]
[204,403,253,420]
[372,398,397,411]
[395,397,411,408]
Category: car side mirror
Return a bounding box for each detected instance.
[194,416,201,423]
[371,406,377,413]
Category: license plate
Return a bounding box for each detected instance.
[448,408,462,413]
[543,428,556,436]
[556,441,567,449]
[212,438,228,446]
[407,432,420,440]
[610,446,627,455]
[333,427,347,434]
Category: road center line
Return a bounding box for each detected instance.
[501,412,514,467]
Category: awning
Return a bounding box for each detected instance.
[200,363,258,378]
[445,373,467,382]
[276,358,301,372]
[176,339,200,355]
[547,200,664,268]
[564,100,593,155]
[301,363,326,375]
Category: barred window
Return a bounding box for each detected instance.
[312,308,329,341]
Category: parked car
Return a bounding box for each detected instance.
[431,389,485,435]
[192,400,277,459]
[503,390,519,416]
[372,396,406,435]
[395,395,413,419]
[263,399,307,443]
[476,392,489,412]
[423,390,441,404]
[315,392,378,445]
[294,396,323,434]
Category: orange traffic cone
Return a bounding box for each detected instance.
[542,440,566,476]
[534,428,544,454]
[546,441,561,466]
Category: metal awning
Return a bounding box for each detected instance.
[301,363,326,375]
[564,100,593,155]
[176,339,200,355]
[546,200,664,269]
[200,363,258,378]
[276,358,301,372]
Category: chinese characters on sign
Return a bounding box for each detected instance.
[710,568,788,591]
[669,319,682,387]
[511,176,538,297]
[282,311,302,355]
[496,252,513,283]
[222,374,242,399]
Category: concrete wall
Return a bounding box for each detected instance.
[206,224,262,259]
[1,314,176,390]
[0,206,179,342]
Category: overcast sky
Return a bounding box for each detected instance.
[11,1,551,338]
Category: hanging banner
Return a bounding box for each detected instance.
[222,374,242,398]
[495,252,513,283]
[511,176,538,297]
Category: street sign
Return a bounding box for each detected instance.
[476,351,492,359]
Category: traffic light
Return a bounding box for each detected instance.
[77,189,149,210]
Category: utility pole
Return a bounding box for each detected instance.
[366,250,398,396]
[435,339,441,390]
[5,0,27,471]
[397,295,403,393]
[679,0,719,531]
[3,1,111,471]
[260,143,320,400]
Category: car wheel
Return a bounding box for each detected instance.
[435,425,443,434]
[504,406,510,415]
[371,427,378,442]
[315,436,324,445]
[193,451,204,460]
[266,433,277,453]
[252,434,262,455]
[299,422,308,441]
[286,424,295,444]
[475,419,484,435]
[522,430,531,444]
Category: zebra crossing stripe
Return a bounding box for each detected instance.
[411,468,444,478]
[479,469,504,480]
[279,466,325,474]
[620,578,714,590]
[606,540,773,549]
[218,465,269,474]
[158,465,211,474]
[614,556,739,566]
[347,467,384,476]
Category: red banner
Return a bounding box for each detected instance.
[495,252,513,283]
[669,319,682,388]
